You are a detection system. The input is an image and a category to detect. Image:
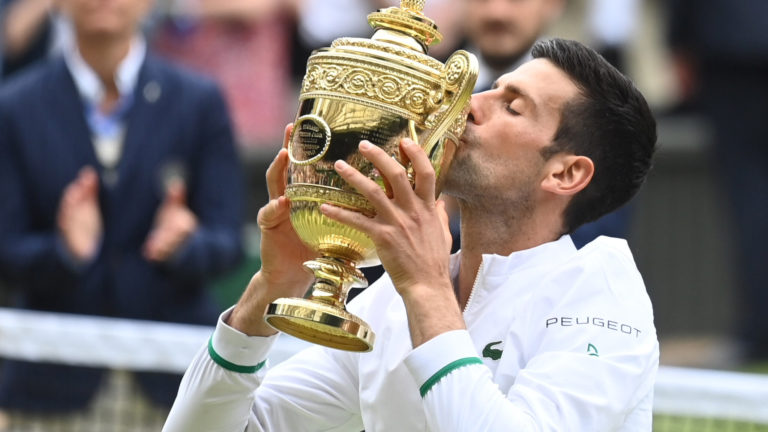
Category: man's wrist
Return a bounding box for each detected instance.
[226,272,283,337]
[212,307,279,370]
[401,282,465,348]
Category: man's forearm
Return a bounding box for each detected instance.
[163,310,278,432]
[226,272,313,337]
[401,282,466,348]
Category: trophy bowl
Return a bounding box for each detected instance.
[264,0,478,352]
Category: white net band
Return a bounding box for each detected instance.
[0,307,766,427]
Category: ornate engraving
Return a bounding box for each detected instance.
[286,184,375,215]
[444,54,468,89]
[420,50,477,148]
[301,59,438,116]
[400,0,425,12]
[331,38,443,71]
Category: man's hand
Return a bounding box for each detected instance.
[143,180,198,262]
[58,166,103,263]
[228,124,317,336]
[319,139,464,347]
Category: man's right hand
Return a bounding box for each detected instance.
[228,125,317,336]
[57,166,103,264]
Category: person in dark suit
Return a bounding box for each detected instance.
[667,0,768,363]
[0,0,244,416]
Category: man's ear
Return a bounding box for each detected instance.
[540,154,594,196]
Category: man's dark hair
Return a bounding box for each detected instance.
[531,38,657,234]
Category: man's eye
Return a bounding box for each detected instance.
[506,105,520,115]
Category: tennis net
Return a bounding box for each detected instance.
[0,307,766,431]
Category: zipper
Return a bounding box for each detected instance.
[462,259,483,313]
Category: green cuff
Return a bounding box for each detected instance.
[208,336,266,374]
[419,357,483,398]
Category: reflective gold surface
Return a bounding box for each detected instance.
[264,0,477,352]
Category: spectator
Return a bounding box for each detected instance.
[1,0,56,79]
[463,0,564,92]
[151,0,296,154]
[0,0,244,423]
[584,0,640,72]
[667,0,768,363]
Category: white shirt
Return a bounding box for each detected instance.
[164,235,659,432]
[63,36,146,171]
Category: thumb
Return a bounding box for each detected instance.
[165,180,187,206]
[79,166,99,196]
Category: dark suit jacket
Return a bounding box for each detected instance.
[0,54,244,411]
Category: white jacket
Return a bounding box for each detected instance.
[164,235,659,432]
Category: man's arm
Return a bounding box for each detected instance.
[399,325,658,431]
[164,126,365,431]
[164,305,364,432]
[163,256,364,431]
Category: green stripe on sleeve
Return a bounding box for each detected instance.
[207,336,266,374]
[419,357,484,398]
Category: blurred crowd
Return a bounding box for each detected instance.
[0,0,766,424]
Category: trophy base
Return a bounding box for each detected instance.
[265,298,375,352]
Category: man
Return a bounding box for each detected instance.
[667,0,768,364]
[460,0,633,250]
[164,39,658,431]
[0,0,242,418]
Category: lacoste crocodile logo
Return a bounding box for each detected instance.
[482,341,503,360]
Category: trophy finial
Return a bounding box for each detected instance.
[400,0,425,13]
[369,0,441,48]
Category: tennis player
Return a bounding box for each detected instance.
[164,38,658,431]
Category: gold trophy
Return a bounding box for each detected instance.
[264,0,478,352]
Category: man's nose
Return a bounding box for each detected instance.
[467,90,488,124]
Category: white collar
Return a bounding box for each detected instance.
[63,36,147,107]
[450,234,578,282]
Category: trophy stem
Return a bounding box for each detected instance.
[264,256,376,352]
[305,256,367,309]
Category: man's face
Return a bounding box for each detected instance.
[465,0,563,68]
[58,0,153,39]
[444,58,580,209]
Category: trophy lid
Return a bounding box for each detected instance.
[367,0,442,52]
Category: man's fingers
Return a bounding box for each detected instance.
[265,149,289,201]
[356,141,414,204]
[78,166,99,195]
[165,181,187,206]
[319,203,372,235]
[264,124,293,201]
[282,123,293,150]
[333,158,393,216]
[400,138,436,200]
[143,232,161,260]
[257,196,291,230]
